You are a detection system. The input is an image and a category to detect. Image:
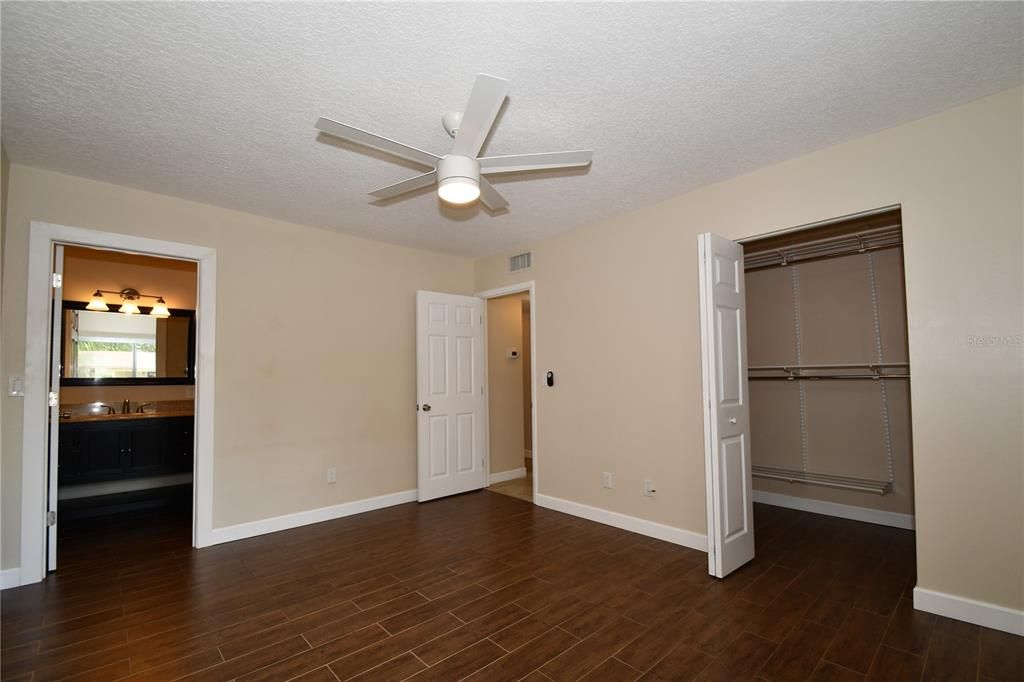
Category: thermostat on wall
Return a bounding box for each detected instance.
[507,349,519,360]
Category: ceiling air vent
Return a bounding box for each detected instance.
[509,252,532,272]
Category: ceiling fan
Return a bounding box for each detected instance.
[315,73,592,210]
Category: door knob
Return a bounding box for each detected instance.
[729,418,737,424]
[422,404,432,412]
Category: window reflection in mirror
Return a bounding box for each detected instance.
[62,307,194,383]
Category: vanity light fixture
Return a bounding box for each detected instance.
[86,290,109,311]
[119,299,141,315]
[87,288,171,317]
[149,297,171,318]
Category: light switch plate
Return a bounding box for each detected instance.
[8,376,25,397]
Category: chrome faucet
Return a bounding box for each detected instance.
[137,402,156,413]
[122,399,131,414]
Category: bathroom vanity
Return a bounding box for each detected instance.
[58,407,194,485]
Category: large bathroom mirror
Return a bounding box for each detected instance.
[60,302,196,385]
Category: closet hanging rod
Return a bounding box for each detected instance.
[744,243,901,272]
[749,362,908,371]
[749,374,910,381]
[744,223,903,271]
[752,465,892,494]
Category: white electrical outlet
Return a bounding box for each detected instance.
[602,472,613,489]
[326,467,337,484]
[643,479,656,497]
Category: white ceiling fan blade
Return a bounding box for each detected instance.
[479,150,593,174]
[368,170,438,200]
[316,118,439,168]
[479,178,509,211]
[450,74,510,158]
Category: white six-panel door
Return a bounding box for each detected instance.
[416,291,487,502]
[698,233,755,578]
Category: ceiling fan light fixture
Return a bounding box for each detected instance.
[438,177,480,205]
[316,73,592,212]
[436,155,481,205]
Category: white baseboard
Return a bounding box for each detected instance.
[535,494,707,552]
[59,473,194,500]
[1,567,22,590]
[209,489,417,545]
[914,586,1024,636]
[490,467,527,484]
[753,490,915,530]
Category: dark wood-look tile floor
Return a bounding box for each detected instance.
[2,493,1021,681]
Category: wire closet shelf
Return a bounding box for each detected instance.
[743,218,908,495]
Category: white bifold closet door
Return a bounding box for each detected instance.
[415,291,487,502]
[698,233,755,578]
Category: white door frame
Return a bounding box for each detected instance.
[476,281,537,502]
[20,221,217,586]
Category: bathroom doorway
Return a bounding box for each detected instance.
[52,245,198,571]
[19,221,216,586]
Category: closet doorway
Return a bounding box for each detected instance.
[700,207,914,578]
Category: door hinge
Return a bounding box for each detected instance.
[47,510,56,527]
[48,391,59,407]
[51,273,63,289]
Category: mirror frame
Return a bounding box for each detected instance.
[60,301,197,386]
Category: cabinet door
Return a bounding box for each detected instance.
[175,418,195,473]
[78,427,125,482]
[125,421,168,476]
[57,425,84,485]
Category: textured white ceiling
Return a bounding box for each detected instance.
[2,2,1021,256]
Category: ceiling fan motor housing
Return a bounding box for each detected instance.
[437,155,480,186]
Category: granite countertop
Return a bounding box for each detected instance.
[60,400,194,424]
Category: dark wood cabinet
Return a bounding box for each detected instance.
[58,416,194,485]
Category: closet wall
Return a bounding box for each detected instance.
[746,243,914,517]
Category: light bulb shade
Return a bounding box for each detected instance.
[149,298,171,318]
[436,155,481,205]
[86,292,109,311]
[437,177,480,205]
[119,301,141,315]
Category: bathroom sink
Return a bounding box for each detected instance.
[59,402,117,419]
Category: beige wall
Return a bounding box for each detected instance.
[487,293,528,474]
[63,246,198,309]
[474,88,1023,612]
[747,248,914,515]
[1,165,474,569]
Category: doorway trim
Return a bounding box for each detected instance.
[476,281,537,502]
[19,220,217,586]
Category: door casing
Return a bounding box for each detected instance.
[476,282,538,502]
[20,221,216,586]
